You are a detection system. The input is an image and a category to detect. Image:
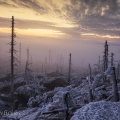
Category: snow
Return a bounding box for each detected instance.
[17,85,32,96]
[71,101,120,120]
[5,108,40,120]
[0,66,120,120]
[91,74,103,90]
[104,67,115,76]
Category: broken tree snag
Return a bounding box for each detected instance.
[86,76,93,102]
[63,92,69,120]
[88,74,92,102]
[112,67,119,102]
[13,99,19,111]
[89,64,92,76]
[89,88,93,102]
[88,90,93,102]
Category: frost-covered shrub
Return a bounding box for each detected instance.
[17,86,33,97]
[27,97,38,107]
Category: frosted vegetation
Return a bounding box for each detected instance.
[0,66,119,120]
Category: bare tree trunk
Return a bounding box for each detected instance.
[63,92,69,120]
[103,41,109,82]
[117,63,120,80]
[24,61,28,85]
[89,64,92,76]
[111,53,114,66]
[68,53,71,82]
[19,43,21,72]
[87,76,93,102]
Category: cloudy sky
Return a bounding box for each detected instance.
[0,0,120,70]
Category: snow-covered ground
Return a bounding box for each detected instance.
[0,67,120,120]
[71,101,120,120]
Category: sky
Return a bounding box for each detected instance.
[0,0,120,71]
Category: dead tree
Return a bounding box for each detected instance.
[59,54,63,74]
[117,63,120,79]
[63,92,70,120]
[89,64,92,76]
[98,56,101,72]
[86,76,93,102]
[13,100,19,111]
[27,47,29,63]
[10,16,17,94]
[103,40,109,71]
[19,43,21,72]
[56,54,59,75]
[68,53,72,82]
[111,53,114,66]
[41,63,43,73]
[112,67,119,102]
[44,57,47,74]
[48,50,51,70]
[94,56,101,74]
[89,87,93,102]
[24,48,33,85]
[42,92,80,120]
[110,53,119,79]
[102,41,109,81]
[24,62,32,85]
[105,67,119,102]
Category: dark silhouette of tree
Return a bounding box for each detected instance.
[10,16,18,94]
[103,40,109,71]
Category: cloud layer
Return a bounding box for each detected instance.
[1,0,120,40]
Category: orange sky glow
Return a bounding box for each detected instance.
[0,0,120,41]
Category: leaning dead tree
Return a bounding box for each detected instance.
[10,16,17,94]
[68,53,72,82]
